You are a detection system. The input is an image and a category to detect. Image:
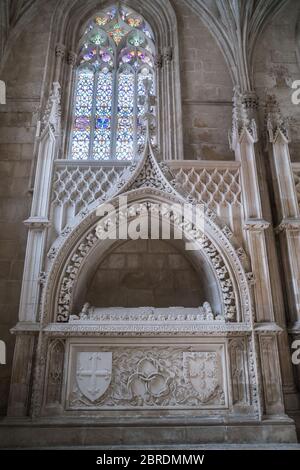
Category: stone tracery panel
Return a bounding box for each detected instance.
[51,163,126,235]
[170,166,241,210]
[168,162,243,239]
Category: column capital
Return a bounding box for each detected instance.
[55,43,66,59]
[265,94,290,144]
[67,51,77,67]
[275,218,300,234]
[230,87,258,149]
[24,217,51,229]
[243,219,270,231]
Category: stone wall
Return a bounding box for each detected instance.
[173,0,234,161]
[86,240,206,309]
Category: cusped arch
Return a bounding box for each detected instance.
[42,188,253,325]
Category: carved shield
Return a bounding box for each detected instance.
[183,352,218,402]
[76,352,112,402]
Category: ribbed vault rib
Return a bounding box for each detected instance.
[183,0,290,91]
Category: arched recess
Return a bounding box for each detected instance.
[46,0,183,161]
[41,189,253,325]
[70,238,222,315]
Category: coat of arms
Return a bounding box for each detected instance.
[76,352,112,402]
[183,352,218,403]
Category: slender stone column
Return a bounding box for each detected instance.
[7,83,61,417]
[54,44,66,84]
[266,95,300,409]
[266,95,300,329]
[230,88,287,417]
[18,82,61,323]
[62,51,77,157]
[231,89,274,323]
[159,46,183,161]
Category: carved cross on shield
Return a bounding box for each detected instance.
[76,352,112,402]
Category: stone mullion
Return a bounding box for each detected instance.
[62,51,77,159]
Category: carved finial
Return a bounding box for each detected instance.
[265,94,289,143]
[230,87,258,149]
[42,82,61,136]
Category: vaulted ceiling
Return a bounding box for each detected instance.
[183,0,290,91]
[0,0,293,90]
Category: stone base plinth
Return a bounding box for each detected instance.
[0,417,297,448]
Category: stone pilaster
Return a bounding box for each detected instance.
[266,94,300,409]
[54,44,66,84]
[7,334,36,417]
[230,88,287,416]
[8,83,61,417]
[62,51,77,157]
[266,95,300,328]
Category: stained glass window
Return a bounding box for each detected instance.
[70,5,155,161]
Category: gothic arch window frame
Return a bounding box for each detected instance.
[50,0,183,162]
[69,5,156,162]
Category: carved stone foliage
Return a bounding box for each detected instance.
[230,87,258,149]
[45,339,65,407]
[67,346,227,409]
[265,94,289,143]
[170,167,241,211]
[56,221,236,322]
[57,230,98,322]
[70,304,221,323]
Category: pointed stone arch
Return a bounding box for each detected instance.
[42,163,253,325]
[44,0,183,161]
